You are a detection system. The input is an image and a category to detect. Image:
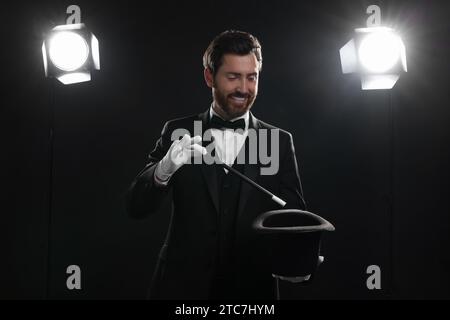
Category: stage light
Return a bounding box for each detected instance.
[340,27,407,90]
[42,23,100,85]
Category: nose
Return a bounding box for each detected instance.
[237,78,248,94]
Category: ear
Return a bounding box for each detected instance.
[204,68,214,88]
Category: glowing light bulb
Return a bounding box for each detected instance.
[49,32,89,71]
[358,31,402,73]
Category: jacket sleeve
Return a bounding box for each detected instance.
[278,132,307,210]
[126,122,174,219]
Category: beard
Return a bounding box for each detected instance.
[212,87,256,119]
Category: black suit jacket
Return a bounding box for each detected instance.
[126,109,306,299]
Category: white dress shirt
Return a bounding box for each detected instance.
[209,106,249,171]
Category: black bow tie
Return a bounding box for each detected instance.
[210,115,246,130]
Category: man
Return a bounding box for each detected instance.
[126,30,306,299]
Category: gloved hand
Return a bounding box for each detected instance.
[158,134,207,178]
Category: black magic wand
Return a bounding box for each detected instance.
[208,136,286,208]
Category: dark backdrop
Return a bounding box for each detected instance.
[1,0,449,299]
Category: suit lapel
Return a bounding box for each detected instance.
[199,110,220,214]
[237,112,261,221]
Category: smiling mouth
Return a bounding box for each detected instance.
[229,95,247,103]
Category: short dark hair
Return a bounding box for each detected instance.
[203,30,262,75]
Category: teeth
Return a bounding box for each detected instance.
[232,96,245,101]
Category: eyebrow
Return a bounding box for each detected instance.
[226,72,258,76]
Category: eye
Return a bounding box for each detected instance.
[248,75,258,81]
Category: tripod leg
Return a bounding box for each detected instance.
[274,276,280,300]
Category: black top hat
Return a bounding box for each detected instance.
[253,209,335,278]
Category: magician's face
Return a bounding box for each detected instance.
[204,53,260,120]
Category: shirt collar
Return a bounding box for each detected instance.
[209,103,249,131]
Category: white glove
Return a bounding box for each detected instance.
[157,134,207,181]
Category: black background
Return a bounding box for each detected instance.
[1,0,449,299]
